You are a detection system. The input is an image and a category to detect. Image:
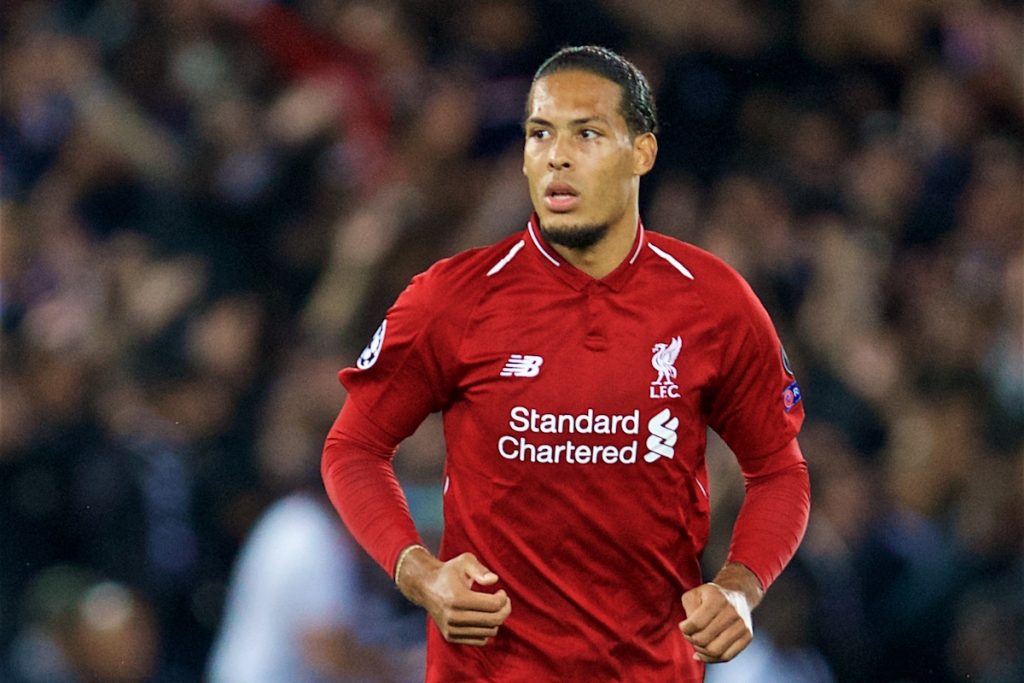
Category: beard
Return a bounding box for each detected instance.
[538,221,609,250]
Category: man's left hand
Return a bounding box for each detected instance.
[678,563,763,663]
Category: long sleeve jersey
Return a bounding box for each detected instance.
[323,216,810,682]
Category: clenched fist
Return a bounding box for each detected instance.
[679,563,762,663]
[396,548,512,647]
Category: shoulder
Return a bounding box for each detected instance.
[421,232,526,286]
[644,231,756,302]
[378,232,527,356]
[404,232,527,310]
[644,231,775,339]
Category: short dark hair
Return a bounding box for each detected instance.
[531,45,659,136]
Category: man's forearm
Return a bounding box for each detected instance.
[321,402,424,576]
[394,545,442,605]
[727,440,811,591]
[711,562,764,611]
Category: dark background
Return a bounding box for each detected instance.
[1,1,1021,681]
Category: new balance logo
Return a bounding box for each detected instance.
[644,408,679,462]
[500,354,544,377]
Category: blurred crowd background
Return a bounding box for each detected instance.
[1,0,1021,681]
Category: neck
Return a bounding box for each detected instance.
[548,207,640,279]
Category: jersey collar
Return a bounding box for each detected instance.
[524,214,646,292]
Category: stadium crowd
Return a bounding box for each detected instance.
[1,1,1021,681]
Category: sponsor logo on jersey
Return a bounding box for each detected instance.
[644,408,679,462]
[650,337,682,398]
[356,320,387,370]
[497,406,680,466]
[782,380,802,412]
[500,354,544,377]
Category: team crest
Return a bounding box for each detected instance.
[650,337,682,399]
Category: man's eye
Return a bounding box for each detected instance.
[530,130,550,140]
[580,129,599,139]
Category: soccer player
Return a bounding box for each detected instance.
[322,46,810,682]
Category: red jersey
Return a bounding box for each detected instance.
[330,216,807,682]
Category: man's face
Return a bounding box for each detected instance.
[523,70,655,246]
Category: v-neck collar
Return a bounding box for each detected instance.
[524,214,646,292]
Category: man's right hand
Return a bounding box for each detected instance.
[395,548,512,646]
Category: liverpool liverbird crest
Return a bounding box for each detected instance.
[650,336,682,399]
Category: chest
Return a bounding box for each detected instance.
[440,277,717,523]
[449,279,722,456]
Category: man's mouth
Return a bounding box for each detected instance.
[544,182,580,212]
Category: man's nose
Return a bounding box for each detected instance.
[547,136,573,170]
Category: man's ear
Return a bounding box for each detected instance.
[633,132,658,176]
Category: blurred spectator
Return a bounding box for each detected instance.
[1,0,1021,681]
[206,492,404,683]
[7,566,161,683]
[206,346,425,682]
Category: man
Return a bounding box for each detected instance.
[322,46,810,682]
